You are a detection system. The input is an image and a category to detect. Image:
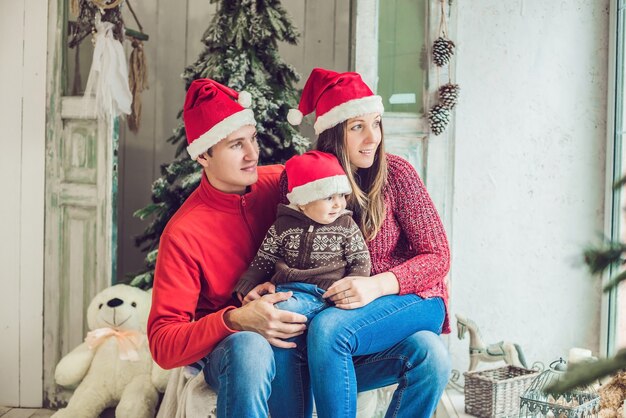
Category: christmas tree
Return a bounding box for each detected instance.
[130,0,309,288]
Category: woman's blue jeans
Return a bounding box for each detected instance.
[269,283,450,418]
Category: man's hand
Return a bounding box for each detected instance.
[224,292,307,348]
[241,282,276,306]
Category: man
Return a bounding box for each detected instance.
[147,79,307,418]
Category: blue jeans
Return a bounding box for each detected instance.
[203,332,275,418]
[274,282,329,322]
[269,292,449,418]
[200,283,321,418]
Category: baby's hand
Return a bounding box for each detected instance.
[243,282,276,305]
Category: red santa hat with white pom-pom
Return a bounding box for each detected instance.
[183,78,255,160]
[285,150,352,206]
[287,68,384,135]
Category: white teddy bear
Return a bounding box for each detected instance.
[53,284,170,418]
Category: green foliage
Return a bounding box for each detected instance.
[129,0,309,289]
[547,349,626,393]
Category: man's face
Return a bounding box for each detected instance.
[198,125,259,194]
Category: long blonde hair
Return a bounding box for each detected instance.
[317,121,388,240]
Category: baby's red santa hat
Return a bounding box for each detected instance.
[287,68,384,135]
[285,150,352,206]
[184,78,255,160]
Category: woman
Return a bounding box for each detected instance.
[269,68,451,418]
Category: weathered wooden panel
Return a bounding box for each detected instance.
[59,205,97,352]
[117,1,160,283]
[1,0,47,407]
[333,0,351,72]
[62,121,97,184]
[0,0,25,406]
[278,0,305,84]
[384,114,428,179]
[19,0,47,406]
[186,0,217,68]
[44,44,117,406]
[153,0,188,172]
[303,0,340,72]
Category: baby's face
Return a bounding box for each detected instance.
[301,194,347,224]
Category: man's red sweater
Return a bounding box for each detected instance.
[148,166,283,369]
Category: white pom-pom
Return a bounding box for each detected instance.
[287,108,303,125]
[238,91,252,108]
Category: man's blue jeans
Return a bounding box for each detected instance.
[203,332,275,418]
[200,283,322,418]
[269,284,450,418]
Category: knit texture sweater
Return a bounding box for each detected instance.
[147,166,283,369]
[233,204,371,297]
[279,153,451,333]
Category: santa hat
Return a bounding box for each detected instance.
[285,151,352,206]
[287,68,384,135]
[184,78,255,160]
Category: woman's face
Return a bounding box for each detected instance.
[345,113,382,169]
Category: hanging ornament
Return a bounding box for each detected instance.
[432,36,455,67]
[429,0,459,136]
[125,0,150,132]
[428,104,450,136]
[69,0,124,48]
[83,13,132,118]
[70,0,80,18]
[438,83,460,109]
[128,38,148,132]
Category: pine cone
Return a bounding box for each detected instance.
[439,83,460,109]
[433,37,455,67]
[428,104,451,135]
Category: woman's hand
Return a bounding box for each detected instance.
[322,272,400,309]
[241,282,276,306]
[322,276,381,309]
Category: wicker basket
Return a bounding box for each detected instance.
[464,365,539,418]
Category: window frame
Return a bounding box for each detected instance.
[604,0,625,357]
[351,0,456,241]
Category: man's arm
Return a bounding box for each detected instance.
[148,233,307,369]
[147,232,236,369]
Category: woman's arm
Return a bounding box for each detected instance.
[387,156,450,295]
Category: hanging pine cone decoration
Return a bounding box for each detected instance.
[432,37,455,67]
[428,104,451,135]
[439,83,460,109]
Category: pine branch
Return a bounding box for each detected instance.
[546,349,626,393]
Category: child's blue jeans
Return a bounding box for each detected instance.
[274,282,330,322]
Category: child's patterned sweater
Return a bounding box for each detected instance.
[233,204,371,296]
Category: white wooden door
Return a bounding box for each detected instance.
[0,0,47,408]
